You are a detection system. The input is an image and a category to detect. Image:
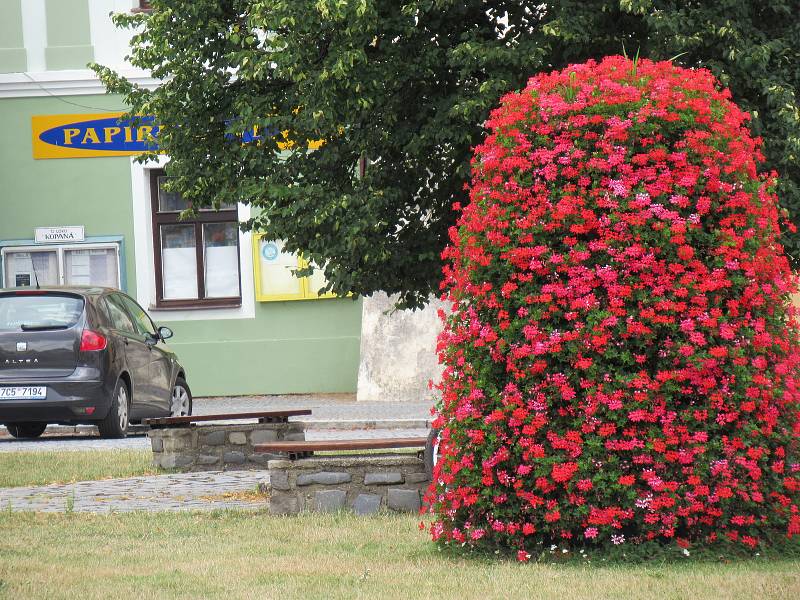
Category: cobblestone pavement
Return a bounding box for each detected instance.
[0,470,270,513]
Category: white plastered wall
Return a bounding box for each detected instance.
[357,292,444,403]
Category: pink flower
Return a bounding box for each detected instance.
[608,179,629,197]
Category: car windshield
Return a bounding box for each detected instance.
[0,294,84,332]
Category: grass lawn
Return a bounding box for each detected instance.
[0,450,158,488]
[0,511,797,600]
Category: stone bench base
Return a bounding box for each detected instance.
[148,422,304,471]
[268,454,430,515]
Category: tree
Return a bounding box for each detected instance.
[428,55,800,557]
[94,0,800,308]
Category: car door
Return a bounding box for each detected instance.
[103,294,152,419]
[117,293,173,416]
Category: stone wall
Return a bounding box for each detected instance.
[357,292,445,403]
[268,454,430,515]
[148,422,304,471]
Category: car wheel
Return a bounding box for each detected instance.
[170,377,192,417]
[424,427,440,480]
[6,422,47,439]
[98,378,130,439]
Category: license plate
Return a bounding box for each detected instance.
[0,386,47,399]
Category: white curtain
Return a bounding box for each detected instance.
[205,246,240,297]
[162,247,198,299]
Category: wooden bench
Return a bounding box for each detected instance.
[254,437,428,460]
[143,409,312,429]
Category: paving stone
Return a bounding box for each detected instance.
[247,452,277,466]
[297,471,351,486]
[163,438,190,452]
[404,472,430,484]
[352,494,382,515]
[229,432,247,445]
[313,490,346,512]
[0,470,267,513]
[223,451,246,464]
[198,431,226,446]
[269,471,290,491]
[387,489,421,513]
[159,454,195,469]
[364,472,403,485]
[269,493,300,515]
[249,430,278,444]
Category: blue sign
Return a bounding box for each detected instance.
[261,242,279,261]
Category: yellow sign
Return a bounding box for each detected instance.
[32,113,323,159]
[252,233,338,302]
[31,113,159,159]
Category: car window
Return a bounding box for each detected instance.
[0,293,84,332]
[104,295,136,334]
[117,294,157,336]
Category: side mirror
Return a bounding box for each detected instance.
[158,326,174,341]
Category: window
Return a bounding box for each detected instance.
[150,170,241,308]
[103,295,136,334]
[1,244,120,289]
[0,294,84,332]
[117,293,157,336]
[252,233,338,302]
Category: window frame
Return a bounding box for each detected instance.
[132,1,153,13]
[0,242,121,289]
[149,169,242,310]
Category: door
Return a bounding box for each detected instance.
[117,294,172,416]
[103,294,151,418]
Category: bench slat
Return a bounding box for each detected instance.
[143,409,312,427]
[254,437,428,453]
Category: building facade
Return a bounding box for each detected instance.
[0,0,363,397]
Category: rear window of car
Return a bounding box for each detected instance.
[0,293,84,332]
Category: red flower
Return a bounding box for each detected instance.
[544,510,561,523]
[427,55,800,556]
[552,462,579,483]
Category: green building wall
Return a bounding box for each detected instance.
[45,0,94,71]
[0,95,362,397]
[0,0,26,73]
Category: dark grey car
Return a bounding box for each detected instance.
[0,287,191,439]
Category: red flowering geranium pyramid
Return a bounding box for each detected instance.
[427,56,800,557]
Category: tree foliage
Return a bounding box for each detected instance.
[427,56,800,557]
[94,0,800,308]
